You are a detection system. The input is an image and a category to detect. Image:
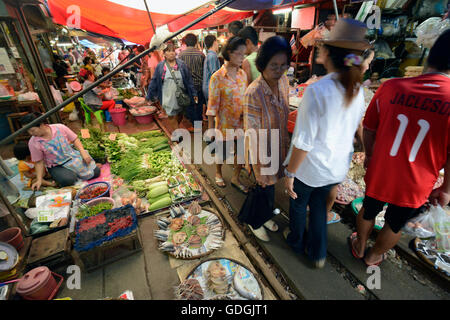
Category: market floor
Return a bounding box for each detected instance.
[55,215,179,300]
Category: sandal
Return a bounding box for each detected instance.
[363,250,387,267]
[263,220,279,232]
[249,225,270,242]
[215,176,226,188]
[347,232,364,259]
[231,182,249,194]
[327,211,341,225]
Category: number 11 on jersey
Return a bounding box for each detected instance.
[390,114,430,162]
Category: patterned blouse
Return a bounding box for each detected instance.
[243,74,291,186]
[206,65,248,141]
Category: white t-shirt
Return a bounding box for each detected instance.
[284,72,365,187]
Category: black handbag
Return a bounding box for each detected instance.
[165,61,191,108]
[238,170,275,229]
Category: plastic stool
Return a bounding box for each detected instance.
[78,97,105,131]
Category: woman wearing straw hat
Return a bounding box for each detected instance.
[282,19,371,268]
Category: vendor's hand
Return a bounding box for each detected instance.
[31,179,42,191]
[81,151,92,165]
[429,186,450,207]
[194,96,199,104]
[283,177,297,200]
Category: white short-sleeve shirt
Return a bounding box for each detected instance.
[283,72,366,187]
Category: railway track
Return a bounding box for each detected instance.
[156,118,450,300]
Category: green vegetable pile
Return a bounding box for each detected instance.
[79,128,106,162]
[77,201,113,219]
[117,88,140,99]
[80,129,176,180]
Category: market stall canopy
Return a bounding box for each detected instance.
[228,0,307,10]
[79,39,102,49]
[45,0,253,45]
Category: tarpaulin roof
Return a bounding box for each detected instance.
[79,39,102,49]
[228,0,309,10]
[46,0,254,45]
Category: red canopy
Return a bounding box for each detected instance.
[47,0,253,45]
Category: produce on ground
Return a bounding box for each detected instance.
[175,279,204,300]
[79,127,106,162]
[77,201,113,219]
[78,185,108,200]
[75,205,137,251]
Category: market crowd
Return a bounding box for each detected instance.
[45,18,449,271]
[144,19,449,270]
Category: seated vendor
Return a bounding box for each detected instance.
[80,69,115,111]
[99,66,118,101]
[99,66,113,88]
[20,113,101,190]
[14,142,56,188]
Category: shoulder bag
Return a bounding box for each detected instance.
[165,61,191,108]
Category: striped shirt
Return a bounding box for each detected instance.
[179,47,205,91]
[244,74,291,186]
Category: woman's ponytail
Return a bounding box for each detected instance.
[324,45,364,105]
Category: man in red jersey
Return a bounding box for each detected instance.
[349,30,450,266]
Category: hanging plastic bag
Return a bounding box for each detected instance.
[50,85,63,105]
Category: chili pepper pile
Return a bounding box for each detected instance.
[79,186,108,200]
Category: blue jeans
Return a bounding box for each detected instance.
[286,178,336,261]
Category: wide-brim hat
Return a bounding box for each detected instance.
[319,18,372,51]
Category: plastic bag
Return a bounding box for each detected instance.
[415,0,448,18]
[68,109,79,121]
[112,186,137,207]
[300,25,326,47]
[374,40,395,59]
[18,92,40,102]
[415,17,450,49]
[403,210,436,238]
[50,85,63,105]
[430,205,450,252]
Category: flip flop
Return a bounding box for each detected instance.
[363,249,387,267]
[347,232,364,260]
[231,182,249,194]
[215,177,226,188]
[263,220,279,232]
[327,211,341,225]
